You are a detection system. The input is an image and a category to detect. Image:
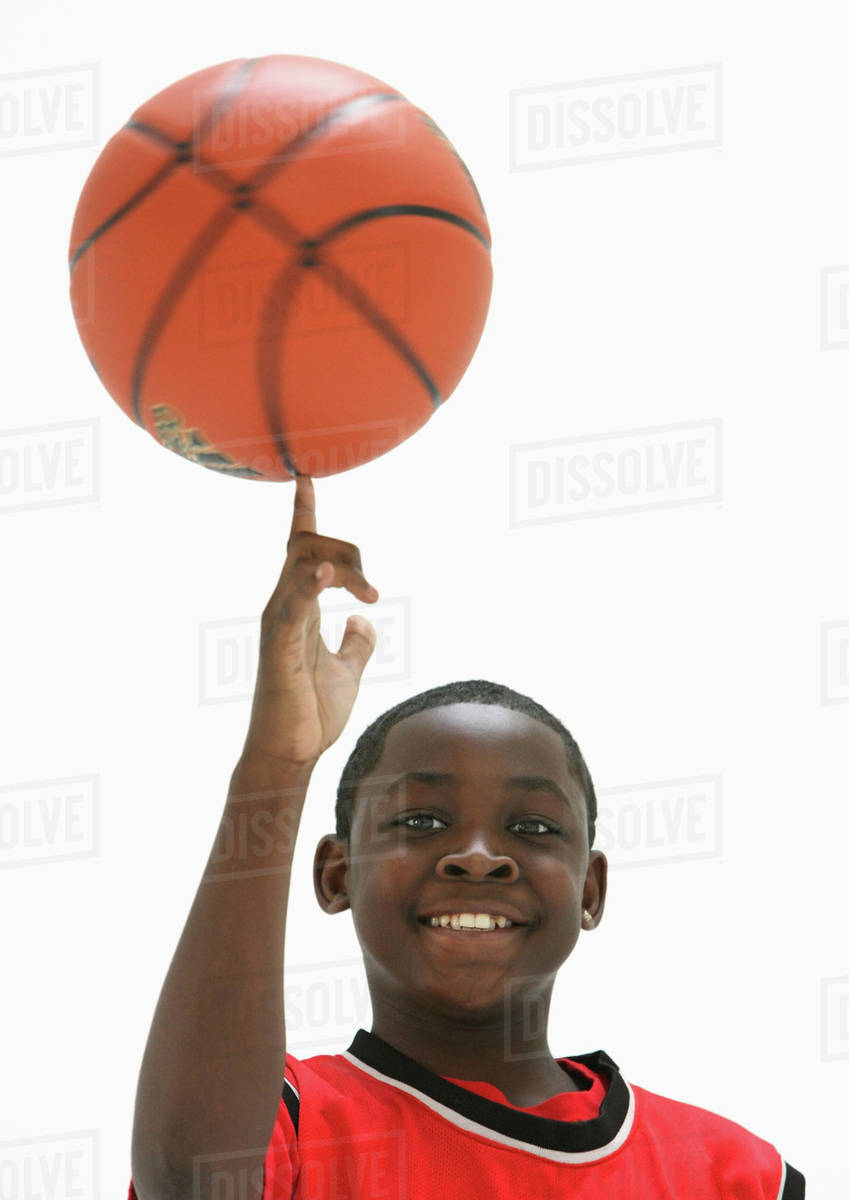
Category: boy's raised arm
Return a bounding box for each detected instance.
[130,476,379,1200]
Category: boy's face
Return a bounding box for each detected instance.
[314,703,607,1024]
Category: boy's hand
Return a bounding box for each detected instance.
[241,475,379,769]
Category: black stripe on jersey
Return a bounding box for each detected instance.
[283,1077,300,1135]
[781,1162,805,1198]
[345,1028,630,1155]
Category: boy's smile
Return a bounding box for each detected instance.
[314,702,608,1103]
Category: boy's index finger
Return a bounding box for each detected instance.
[289,474,317,538]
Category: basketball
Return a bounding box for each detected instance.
[67,54,493,481]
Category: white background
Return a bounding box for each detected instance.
[1,0,847,1195]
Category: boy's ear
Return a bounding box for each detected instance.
[312,834,351,914]
[583,849,608,926]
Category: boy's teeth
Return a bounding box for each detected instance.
[426,913,513,930]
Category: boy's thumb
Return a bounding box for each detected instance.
[337,614,377,679]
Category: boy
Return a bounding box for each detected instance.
[128,476,804,1198]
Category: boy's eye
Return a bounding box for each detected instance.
[395,813,559,835]
[512,818,559,835]
[397,813,447,831]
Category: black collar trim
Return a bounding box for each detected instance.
[343,1029,635,1162]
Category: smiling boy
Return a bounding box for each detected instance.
[128,476,804,1199]
[314,696,604,1107]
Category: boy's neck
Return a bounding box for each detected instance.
[369,1014,582,1105]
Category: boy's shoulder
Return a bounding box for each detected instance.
[632,1071,770,1136]
[628,1075,804,1196]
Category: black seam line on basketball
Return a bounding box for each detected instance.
[243,91,404,193]
[316,257,442,409]
[135,139,307,245]
[69,156,179,272]
[255,261,307,478]
[315,205,491,253]
[235,194,305,251]
[124,120,177,150]
[131,204,241,427]
[70,61,262,273]
[192,58,260,150]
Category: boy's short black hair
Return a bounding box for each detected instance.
[335,679,597,850]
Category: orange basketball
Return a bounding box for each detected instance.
[67,54,492,481]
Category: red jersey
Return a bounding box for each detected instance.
[126,1027,804,1198]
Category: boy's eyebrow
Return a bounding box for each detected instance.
[383,770,578,815]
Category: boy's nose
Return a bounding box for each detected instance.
[436,847,520,881]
